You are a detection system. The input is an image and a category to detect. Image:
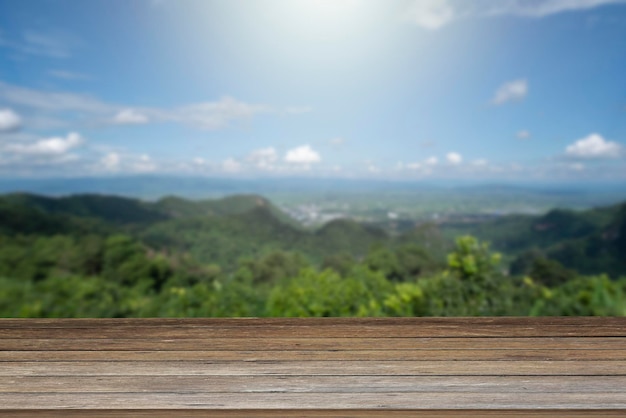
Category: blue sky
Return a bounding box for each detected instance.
[0,0,624,181]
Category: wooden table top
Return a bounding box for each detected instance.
[1,317,625,416]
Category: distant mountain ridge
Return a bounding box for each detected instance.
[154,194,298,227]
[2,193,167,226]
[441,201,626,277]
[0,192,394,269]
[0,192,292,226]
[0,191,624,277]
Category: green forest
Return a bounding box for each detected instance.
[1,192,625,317]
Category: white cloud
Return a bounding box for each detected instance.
[6,132,82,156]
[132,154,157,172]
[176,96,270,130]
[285,145,321,164]
[0,83,261,126]
[406,162,422,170]
[113,109,149,125]
[367,164,381,173]
[101,152,121,171]
[404,0,455,29]
[472,158,488,166]
[21,30,74,58]
[395,161,439,176]
[0,29,79,58]
[0,81,111,113]
[446,152,463,164]
[0,108,21,132]
[222,158,242,173]
[93,151,164,174]
[248,147,278,169]
[565,133,622,159]
[484,0,626,18]
[517,130,531,139]
[0,81,300,131]
[403,0,626,29]
[492,79,528,105]
[425,156,438,165]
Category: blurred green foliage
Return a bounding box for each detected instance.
[0,193,624,317]
[1,231,624,318]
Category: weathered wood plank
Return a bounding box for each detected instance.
[2,410,626,417]
[2,360,625,376]
[1,392,625,409]
[2,349,624,361]
[2,324,625,338]
[2,337,625,351]
[2,318,624,413]
[2,317,625,328]
[2,375,625,393]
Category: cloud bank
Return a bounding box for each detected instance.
[6,132,82,156]
[565,133,622,159]
[0,108,22,132]
[492,79,528,105]
[0,81,309,132]
[404,0,626,29]
[285,145,321,164]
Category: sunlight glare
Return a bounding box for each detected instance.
[297,0,358,17]
[272,0,367,41]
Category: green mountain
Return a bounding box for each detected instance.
[314,219,388,258]
[154,194,298,227]
[441,201,626,278]
[0,191,624,278]
[141,205,389,270]
[0,196,110,236]
[543,204,626,277]
[0,193,167,226]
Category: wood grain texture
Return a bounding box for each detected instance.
[3,348,625,361]
[1,317,624,413]
[1,392,626,409]
[1,317,625,336]
[3,360,626,376]
[3,375,626,393]
[2,337,625,351]
[2,410,626,417]
[0,391,626,409]
[2,317,625,327]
